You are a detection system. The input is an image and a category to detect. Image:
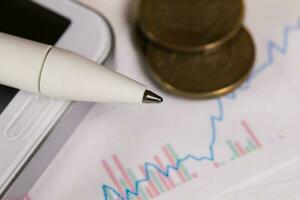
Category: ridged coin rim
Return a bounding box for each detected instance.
[145,27,256,99]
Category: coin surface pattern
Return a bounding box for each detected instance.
[140,0,244,52]
[146,28,255,99]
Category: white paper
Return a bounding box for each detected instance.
[211,159,300,200]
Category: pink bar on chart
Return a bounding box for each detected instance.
[102,160,125,197]
[112,156,142,200]
[112,155,134,190]
[155,170,171,191]
[145,186,155,199]
[192,173,198,179]
[241,120,262,148]
[162,146,187,183]
[139,165,160,196]
[23,195,31,200]
[235,142,246,155]
[154,155,176,189]
[213,162,220,168]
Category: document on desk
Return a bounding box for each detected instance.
[28,0,300,199]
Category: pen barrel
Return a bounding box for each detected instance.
[0,32,51,93]
[0,32,147,104]
[41,47,146,104]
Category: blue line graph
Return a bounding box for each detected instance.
[102,18,300,200]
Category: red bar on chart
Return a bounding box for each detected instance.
[139,165,160,197]
[241,120,262,148]
[213,162,220,168]
[112,155,135,190]
[102,160,125,197]
[154,155,176,189]
[192,173,198,179]
[235,142,246,155]
[23,195,31,200]
[162,147,187,183]
[145,186,154,199]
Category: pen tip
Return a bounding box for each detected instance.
[143,90,163,104]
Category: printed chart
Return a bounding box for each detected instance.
[102,144,198,200]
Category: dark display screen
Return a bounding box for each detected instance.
[0,0,71,114]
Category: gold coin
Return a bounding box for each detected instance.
[145,27,255,99]
[134,25,149,54]
[139,0,244,52]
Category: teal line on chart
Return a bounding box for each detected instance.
[101,17,300,200]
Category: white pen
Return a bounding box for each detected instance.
[0,32,163,104]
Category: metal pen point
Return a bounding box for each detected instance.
[143,90,163,104]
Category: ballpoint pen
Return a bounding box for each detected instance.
[0,32,163,104]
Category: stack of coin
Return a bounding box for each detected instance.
[137,0,255,99]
